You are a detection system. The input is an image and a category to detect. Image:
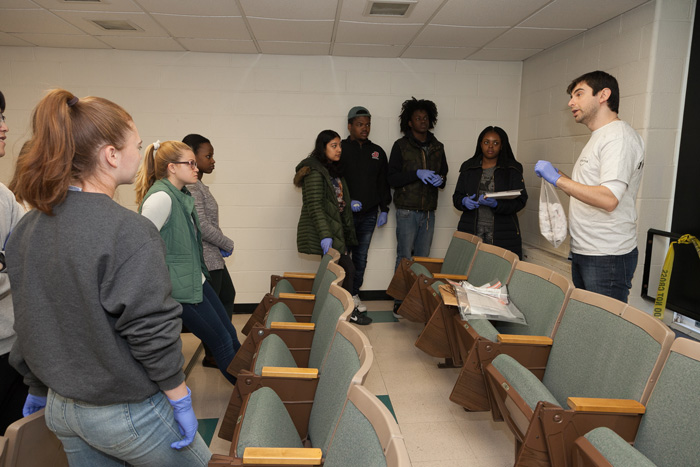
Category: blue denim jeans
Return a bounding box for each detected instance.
[181,281,241,384]
[571,248,638,303]
[394,209,435,270]
[45,389,211,466]
[350,211,378,296]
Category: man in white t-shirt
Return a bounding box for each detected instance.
[535,70,645,303]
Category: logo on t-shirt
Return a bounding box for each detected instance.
[371,151,379,160]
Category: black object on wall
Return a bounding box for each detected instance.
[662,6,700,322]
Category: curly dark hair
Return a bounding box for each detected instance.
[399,97,438,135]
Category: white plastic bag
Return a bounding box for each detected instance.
[539,178,567,248]
[449,280,527,325]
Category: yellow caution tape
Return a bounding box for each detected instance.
[654,234,700,319]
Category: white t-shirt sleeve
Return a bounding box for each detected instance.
[140,191,172,231]
[601,179,627,201]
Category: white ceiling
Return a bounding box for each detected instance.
[0,0,650,60]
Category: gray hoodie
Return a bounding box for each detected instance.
[0,183,24,356]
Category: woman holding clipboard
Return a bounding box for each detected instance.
[452,126,527,259]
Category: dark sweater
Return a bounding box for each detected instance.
[7,191,185,403]
[388,132,448,211]
[339,138,391,214]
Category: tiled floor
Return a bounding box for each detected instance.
[183,300,515,466]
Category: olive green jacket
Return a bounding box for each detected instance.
[140,179,209,304]
[294,157,357,255]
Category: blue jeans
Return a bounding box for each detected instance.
[395,209,435,270]
[350,211,377,296]
[571,248,638,303]
[45,389,211,466]
[181,281,241,384]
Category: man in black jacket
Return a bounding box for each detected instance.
[340,106,391,321]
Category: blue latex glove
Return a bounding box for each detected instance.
[416,169,436,184]
[428,173,443,187]
[377,212,388,227]
[350,200,362,213]
[168,387,198,449]
[320,238,333,255]
[535,160,561,186]
[478,194,498,208]
[23,394,47,417]
[219,248,232,258]
[462,194,478,210]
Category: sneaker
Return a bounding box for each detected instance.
[352,294,367,312]
[392,302,402,319]
[350,308,372,325]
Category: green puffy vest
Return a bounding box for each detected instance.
[140,179,209,304]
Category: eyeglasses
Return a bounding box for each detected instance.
[171,160,197,169]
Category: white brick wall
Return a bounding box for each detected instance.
[0,48,521,303]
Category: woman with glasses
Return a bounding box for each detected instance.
[452,126,528,259]
[7,90,210,465]
[135,140,240,384]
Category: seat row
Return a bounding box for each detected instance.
[387,231,700,467]
[212,250,411,466]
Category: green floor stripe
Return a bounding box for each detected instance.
[376,395,397,422]
[366,310,398,323]
[197,418,219,446]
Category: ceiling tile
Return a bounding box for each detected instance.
[153,14,250,41]
[336,21,422,45]
[239,0,337,20]
[52,10,168,36]
[340,0,445,24]
[12,33,110,48]
[414,25,508,48]
[178,38,258,54]
[488,27,584,49]
[248,18,333,42]
[30,0,141,12]
[332,43,403,58]
[466,48,543,61]
[432,0,551,27]
[402,46,478,60]
[136,0,240,16]
[0,32,34,46]
[258,41,330,55]
[1,0,44,8]
[0,9,83,34]
[520,0,649,29]
[97,35,185,51]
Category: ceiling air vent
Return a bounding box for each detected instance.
[63,0,103,3]
[364,1,417,17]
[91,19,141,31]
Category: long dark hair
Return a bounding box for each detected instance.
[309,129,342,177]
[399,97,438,135]
[471,126,517,165]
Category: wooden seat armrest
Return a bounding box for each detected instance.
[270,322,315,330]
[433,273,469,280]
[260,367,318,379]
[282,272,316,280]
[278,293,315,300]
[567,397,646,414]
[496,334,553,345]
[413,256,444,264]
[243,447,322,465]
